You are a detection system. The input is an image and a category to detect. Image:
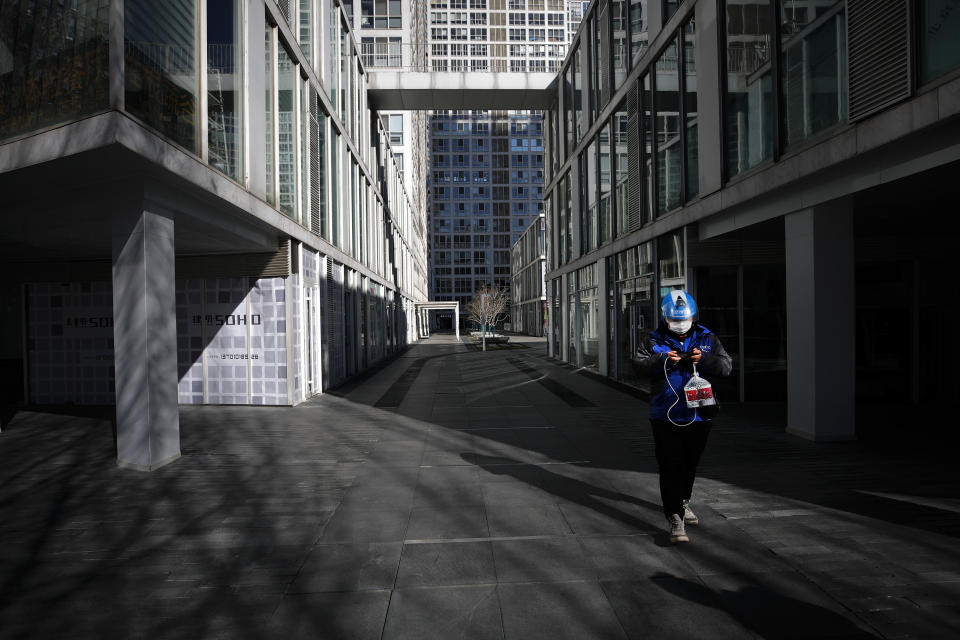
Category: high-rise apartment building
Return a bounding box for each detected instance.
[425,0,583,330]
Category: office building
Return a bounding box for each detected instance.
[510,212,547,335]
[0,0,429,469]
[425,0,583,330]
[543,0,960,442]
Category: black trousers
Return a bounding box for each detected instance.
[651,419,712,519]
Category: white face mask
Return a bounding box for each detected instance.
[668,319,692,334]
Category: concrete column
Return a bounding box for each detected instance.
[112,197,181,470]
[785,204,855,441]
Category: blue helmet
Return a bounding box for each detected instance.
[660,289,698,321]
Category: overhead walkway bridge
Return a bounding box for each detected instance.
[366,70,556,110]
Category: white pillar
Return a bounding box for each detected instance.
[785,204,856,442]
[112,197,181,470]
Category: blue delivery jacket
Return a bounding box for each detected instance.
[632,323,733,423]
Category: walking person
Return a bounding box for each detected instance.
[633,290,732,544]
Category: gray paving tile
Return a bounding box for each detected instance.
[267,590,390,640]
[382,585,503,640]
[601,579,755,640]
[405,506,488,540]
[413,481,484,507]
[498,581,627,640]
[578,534,694,581]
[700,571,880,639]
[491,537,594,583]
[485,503,573,537]
[289,542,403,593]
[319,507,411,543]
[395,541,496,587]
[5,337,960,639]
[558,502,656,535]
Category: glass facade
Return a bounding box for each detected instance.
[614,102,629,238]
[0,0,110,140]
[615,243,654,390]
[125,0,200,153]
[655,38,681,214]
[724,0,773,178]
[630,0,648,60]
[278,44,297,218]
[265,21,276,205]
[683,19,697,199]
[207,0,243,180]
[780,0,846,146]
[575,263,599,370]
[919,0,960,84]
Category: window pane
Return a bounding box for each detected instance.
[684,19,698,199]
[612,0,628,88]
[780,1,846,146]
[207,0,242,180]
[658,227,685,292]
[0,0,110,140]
[663,0,678,21]
[599,124,611,245]
[919,1,960,82]
[299,0,313,59]
[277,45,296,218]
[614,102,629,237]
[265,23,275,205]
[641,74,653,225]
[573,46,583,143]
[125,0,199,152]
[584,137,598,253]
[655,39,681,215]
[724,0,773,178]
[630,0,648,60]
[319,113,328,240]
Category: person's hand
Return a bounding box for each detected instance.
[666,350,681,363]
[690,348,702,363]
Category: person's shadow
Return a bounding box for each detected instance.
[648,572,880,639]
[466,453,662,536]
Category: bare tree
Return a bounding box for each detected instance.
[465,284,510,351]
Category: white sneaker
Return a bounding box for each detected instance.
[682,500,699,526]
[667,514,689,544]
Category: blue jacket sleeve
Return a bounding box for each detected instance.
[632,332,670,376]
[699,333,733,377]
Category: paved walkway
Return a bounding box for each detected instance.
[1,335,958,639]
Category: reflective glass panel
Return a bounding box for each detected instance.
[598,123,611,245]
[265,22,275,204]
[724,0,773,178]
[613,102,629,237]
[207,0,242,180]
[125,0,199,152]
[0,0,110,140]
[612,0,628,88]
[277,45,296,218]
[684,19,698,199]
[655,38,681,214]
[780,0,846,146]
[630,0,648,59]
[919,0,960,84]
